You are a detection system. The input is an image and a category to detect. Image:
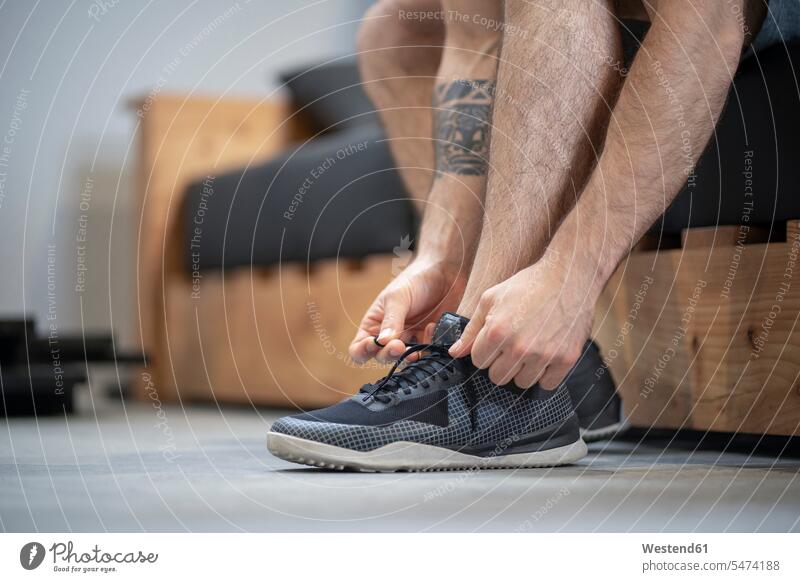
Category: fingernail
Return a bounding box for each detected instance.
[366,342,378,353]
[378,328,395,340]
[389,345,403,357]
[449,340,462,355]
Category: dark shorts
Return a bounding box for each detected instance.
[750,0,800,55]
[622,1,800,66]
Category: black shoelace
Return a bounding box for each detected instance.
[361,342,456,404]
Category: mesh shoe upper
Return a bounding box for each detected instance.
[270,312,577,453]
[270,378,574,453]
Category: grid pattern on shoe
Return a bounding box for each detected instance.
[469,375,567,430]
[271,382,574,452]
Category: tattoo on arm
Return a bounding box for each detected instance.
[433,79,496,178]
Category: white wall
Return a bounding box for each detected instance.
[0,0,371,344]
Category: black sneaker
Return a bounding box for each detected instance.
[564,341,629,442]
[267,312,587,472]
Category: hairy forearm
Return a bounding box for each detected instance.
[416,16,501,269]
[547,0,745,294]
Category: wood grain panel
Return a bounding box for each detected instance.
[595,220,800,435]
[132,93,295,400]
[164,257,393,407]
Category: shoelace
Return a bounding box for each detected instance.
[361,342,456,404]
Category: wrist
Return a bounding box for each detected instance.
[415,177,485,271]
[415,217,479,274]
[415,237,463,265]
[412,248,465,279]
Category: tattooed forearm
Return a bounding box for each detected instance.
[433,79,496,178]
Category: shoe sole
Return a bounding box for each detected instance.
[579,409,630,443]
[266,432,588,472]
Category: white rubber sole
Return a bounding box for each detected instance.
[580,409,630,442]
[267,432,588,472]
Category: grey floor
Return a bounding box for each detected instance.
[2,393,799,532]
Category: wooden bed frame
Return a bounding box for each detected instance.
[594,222,800,436]
[131,93,392,408]
[132,92,800,436]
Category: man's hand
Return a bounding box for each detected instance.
[349,257,465,364]
[449,256,595,389]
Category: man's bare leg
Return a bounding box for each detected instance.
[357,0,445,210]
[458,0,622,315]
[449,0,623,385]
[350,0,502,363]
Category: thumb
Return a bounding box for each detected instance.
[377,291,408,344]
[449,300,488,357]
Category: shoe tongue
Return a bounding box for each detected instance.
[431,312,470,347]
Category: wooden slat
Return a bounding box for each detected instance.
[595,226,800,435]
[132,93,296,401]
[681,225,769,250]
[787,219,800,242]
[165,256,394,407]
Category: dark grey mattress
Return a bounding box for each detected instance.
[182,123,416,272]
[182,43,800,273]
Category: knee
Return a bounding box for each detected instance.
[357,0,443,73]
